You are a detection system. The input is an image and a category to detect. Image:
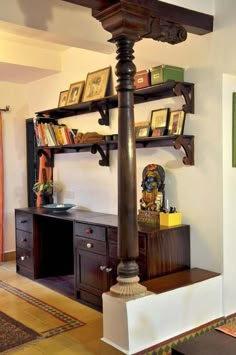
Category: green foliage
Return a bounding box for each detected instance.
[33,180,53,194]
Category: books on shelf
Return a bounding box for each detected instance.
[33,118,78,147]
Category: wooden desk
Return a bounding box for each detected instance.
[172,330,236,355]
[15,207,190,308]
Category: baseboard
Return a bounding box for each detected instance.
[136,317,225,355]
[3,251,16,262]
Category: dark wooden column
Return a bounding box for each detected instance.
[62,0,213,296]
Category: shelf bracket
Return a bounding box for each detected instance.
[91,144,109,166]
[91,102,110,126]
[37,149,54,167]
[173,136,194,165]
[173,83,194,113]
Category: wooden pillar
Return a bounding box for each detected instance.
[110,37,146,295]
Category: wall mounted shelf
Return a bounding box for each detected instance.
[36,135,194,167]
[35,81,194,126]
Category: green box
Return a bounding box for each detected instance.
[150,65,184,85]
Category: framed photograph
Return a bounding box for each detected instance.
[58,90,69,108]
[150,108,169,129]
[82,67,111,102]
[168,110,186,135]
[135,125,151,138]
[66,81,85,105]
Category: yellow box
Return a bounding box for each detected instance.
[160,212,182,226]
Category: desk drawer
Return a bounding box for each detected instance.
[15,212,33,232]
[16,247,33,269]
[74,237,106,255]
[74,222,106,241]
[16,230,33,250]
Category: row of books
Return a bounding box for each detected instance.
[33,119,78,147]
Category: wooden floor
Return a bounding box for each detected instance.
[0,261,123,355]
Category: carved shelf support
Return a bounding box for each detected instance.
[91,101,110,126]
[173,82,194,113]
[91,144,109,166]
[37,149,54,167]
[173,136,194,165]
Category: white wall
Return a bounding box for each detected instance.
[0,82,28,251]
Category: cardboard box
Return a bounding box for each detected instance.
[134,69,150,89]
[160,212,182,226]
[150,65,184,85]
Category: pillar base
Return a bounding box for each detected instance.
[110,276,147,296]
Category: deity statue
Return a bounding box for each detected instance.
[139,164,165,212]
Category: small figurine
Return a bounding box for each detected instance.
[139,164,165,212]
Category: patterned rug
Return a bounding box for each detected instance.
[0,310,41,352]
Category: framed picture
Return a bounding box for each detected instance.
[66,81,85,105]
[82,67,111,102]
[135,125,151,138]
[168,110,186,135]
[58,90,69,108]
[150,108,169,131]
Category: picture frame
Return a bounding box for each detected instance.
[58,90,69,108]
[150,108,169,129]
[135,125,151,138]
[82,67,111,102]
[168,110,186,135]
[66,81,85,105]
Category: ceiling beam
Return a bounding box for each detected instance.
[62,0,213,36]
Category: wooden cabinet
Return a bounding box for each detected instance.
[15,211,35,279]
[15,208,190,309]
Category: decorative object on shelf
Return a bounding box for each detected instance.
[33,168,53,206]
[150,64,184,85]
[138,164,165,224]
[135,125,151,138]
[58,90,69,107]
[134,69,150,89]
[82,67,111,102]
[168,110,186,135]
[74,131,104,144]
[41,203,76,212]
[150,108,169,136]
[66,81,85,105]
[160,211,182,226]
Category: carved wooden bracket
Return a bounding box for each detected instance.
[173,135,194,165]
[90,101,110,125]
[173,82,194,113]
[37,149,54,167]
[91,144,109,166]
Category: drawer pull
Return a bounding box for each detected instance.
[21,238,27,243]
[100,265,106,271]
[20,220,28,224]
[86,243,93,249]
[85,228,92,234]
[105,267,112,273]
[20,256,28,261]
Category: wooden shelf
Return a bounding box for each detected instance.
[35,81,194,125]
[37,134,195,167]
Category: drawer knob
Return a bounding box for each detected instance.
[20,256,28,261]
[85,228,92,234]
[100,265,106,271]
[21,238,27,243]
[20,220,27,224]
[86,243,93,249]
[105,267,112,273]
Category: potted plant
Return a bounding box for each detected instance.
[33,168,53,205]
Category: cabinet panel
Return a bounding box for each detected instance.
[16,230,33,250]
[74,237,106,255]
[74,222,106,241]
[15,212,33,232]
[74,248,108,296]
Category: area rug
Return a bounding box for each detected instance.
[0,310,41,353]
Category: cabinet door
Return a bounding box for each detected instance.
[75,248,108,296]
